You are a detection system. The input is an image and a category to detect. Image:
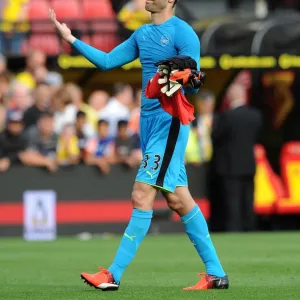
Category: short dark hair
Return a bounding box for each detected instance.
[113,82,130,97]
[39,112,54,119]
[76,111,86,118]
[117,120,128,129]
[98,119,109,126]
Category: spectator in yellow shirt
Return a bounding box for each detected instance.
[57,124,80,166]
[15,50,47,90]
[193,91,215,163]
[185,128,201,165]
[118,0,151,38]
[185,91,215,165]
[0,0,29,55]
[65,83,98,132]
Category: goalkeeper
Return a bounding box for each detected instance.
[50,0,228,291]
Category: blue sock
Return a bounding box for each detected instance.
[181,205,225,277]
[108,209,153,283]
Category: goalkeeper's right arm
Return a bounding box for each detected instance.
[49,8,139,71]
[72,37,138,71]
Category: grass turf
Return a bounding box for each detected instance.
[0,233,300,300]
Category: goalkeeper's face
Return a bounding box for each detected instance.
[145,0,172,13]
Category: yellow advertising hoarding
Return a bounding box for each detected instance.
[58,54,300,70]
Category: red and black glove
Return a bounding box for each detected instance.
[189,70,206,89]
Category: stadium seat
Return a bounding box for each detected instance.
[23,34,60,55]
[82,0,117,33]
[28,0,55,33]
[82,35,92,44]
[90,21,118,34]
[61,41,71,54]
[82,0,115,20]
[51,0,81,20]
[28,0,50,20]
[91,34,118,52]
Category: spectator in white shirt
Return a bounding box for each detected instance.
[88,90,109,115]
[99,83,133,137]
[51,86,76,134]
[65,83,98,132]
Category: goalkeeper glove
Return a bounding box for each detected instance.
[158,69,183,97]
[189,70,206,89]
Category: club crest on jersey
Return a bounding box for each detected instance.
[160,34,170,46]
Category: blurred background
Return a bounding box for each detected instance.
[1,0,300,238]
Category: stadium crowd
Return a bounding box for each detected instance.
[0,49,218,175]
[0,50,143,174]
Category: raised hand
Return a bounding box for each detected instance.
[49,8,76,44]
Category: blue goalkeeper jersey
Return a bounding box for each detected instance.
[73,16,200,116]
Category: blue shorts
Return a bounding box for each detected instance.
[136,110,190,193]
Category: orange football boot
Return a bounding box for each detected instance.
[81,267,119,291]
[183,273,229,290]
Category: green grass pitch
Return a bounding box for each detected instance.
[1,233,300,300]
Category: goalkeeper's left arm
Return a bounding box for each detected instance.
[176,25,201,95]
